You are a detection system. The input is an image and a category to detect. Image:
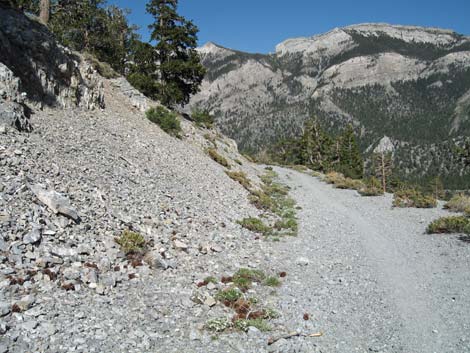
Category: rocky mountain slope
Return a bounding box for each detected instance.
[188,23,470,188]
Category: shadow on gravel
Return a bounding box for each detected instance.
[458,235,470,244]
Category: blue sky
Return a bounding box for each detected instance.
[110,0,470,53]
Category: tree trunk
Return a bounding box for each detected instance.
[381,153,387,193]
[39,0,50,25]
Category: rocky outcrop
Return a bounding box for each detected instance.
[0,6,104,131]
[0,63,31,131]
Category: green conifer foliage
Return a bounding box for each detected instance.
[146,0,206,107]
[337,125,364,179]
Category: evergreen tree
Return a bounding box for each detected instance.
[48,1,136,74]
[300,118,335,172]
[337,125,364,179]
[127,39,158,96]
[146,0,205,107]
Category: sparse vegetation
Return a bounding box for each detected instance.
[83,53,119,79]
[205,267,282,334]
[234,268,266,282]
[393,189,437,208]
[146,107,181,136]
[192,109,214,128]
[205,318,232,332]
[358,177,384,196]
[215,288,243,303]
[234,318,271,332]
[444,194,470,213]
[207,148,231,168]
[115,230,146,254]
[204,276,218,284]
[427,216,470,234]
[226,171,251,190]
[264,276,281,287]
[324,172,364,190]
[237,217,272,236]
[244,170,299,237]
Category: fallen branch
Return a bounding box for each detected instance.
[268,331,323,345]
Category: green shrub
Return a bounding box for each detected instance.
[444,194,470,213]
[207,148,231,168]
[393,189,437,208]
[234,268,266,282]
[324,172,345,185]
[264,276,281,287]
[358,177,384,196]
[191,109,214,128]
[248,190,277,212]
[427,216,470,234]
[146,106,181,136]
[204,276,218,284]
[274,218,298,233]
[115,230,146,254]
[238,218,271,235]
[215,288,242,302]
[226,171,251,190]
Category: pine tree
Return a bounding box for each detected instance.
[146,0,205,107]
[300,118,334,172]
[337,125,364,179]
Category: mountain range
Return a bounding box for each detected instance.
[188,23,470,188]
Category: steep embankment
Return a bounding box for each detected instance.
[188,24,470,187]
[0,77,273,352]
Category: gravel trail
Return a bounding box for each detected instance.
[268,167,470,353]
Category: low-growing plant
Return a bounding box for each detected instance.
[335,178,364,190]
[263,308,279,319]
[235,159,243,165]
[204,276,218,284]
[215,288,243,303]
[358,177,384,196]
[264,276,281,287]
[205,318,232,332]
[444,194,470,213]
[146,106,181,136]
[248,190,276,212]
[234,318,271,332]
[191,109,214,128]
[274,218,298,234]
[207,148,231,168]
[115,230,146,254]
[324,172,345,185]
[226,171,251,190]
[393,189,437,208]
[237,217,272,236]
[290,165,309,173]
[234,268,266,282]
[427,216,470,234]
